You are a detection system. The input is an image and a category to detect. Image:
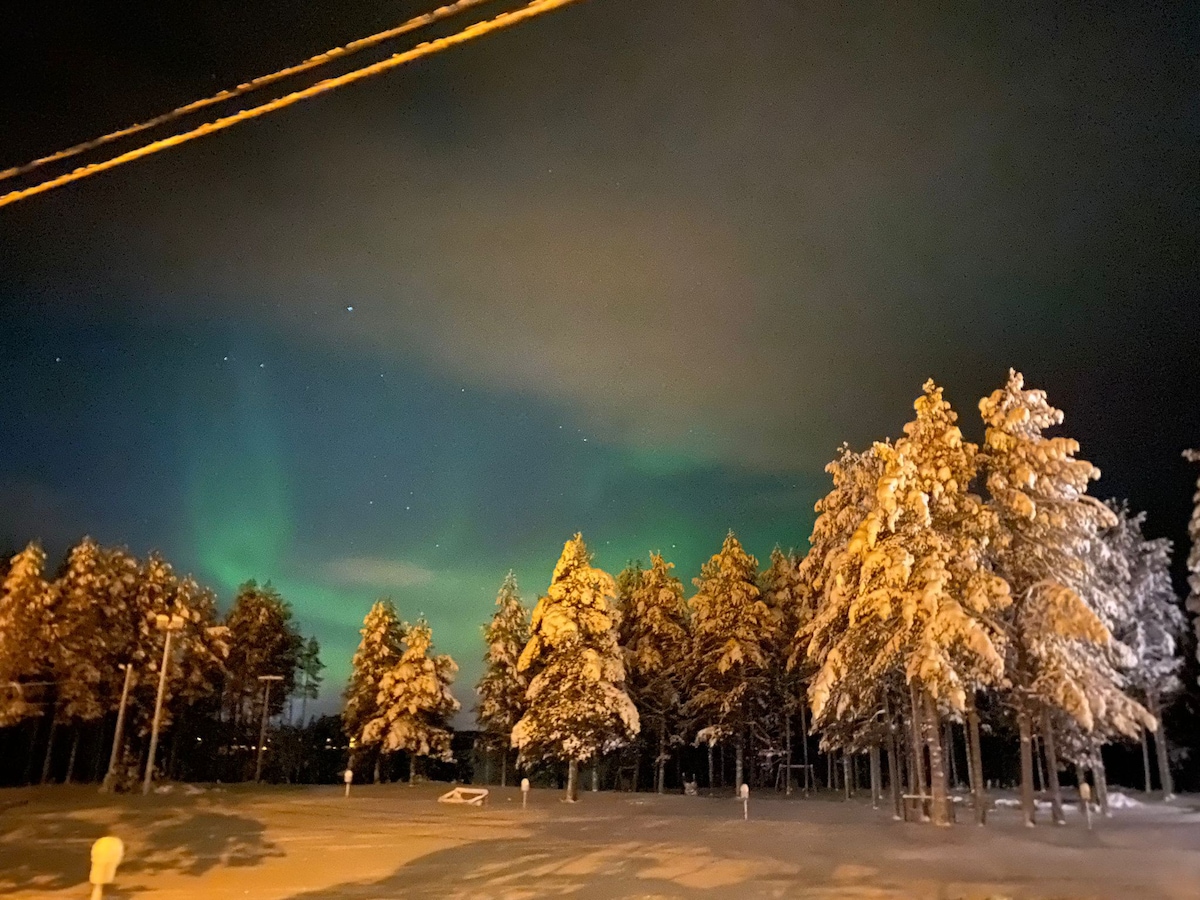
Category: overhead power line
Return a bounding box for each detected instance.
[0,0,582,210]
[0,0,497,186]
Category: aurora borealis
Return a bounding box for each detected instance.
[2,1,1196,717]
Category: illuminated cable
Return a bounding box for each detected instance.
[0,0,582,209]
[0,0,497,184]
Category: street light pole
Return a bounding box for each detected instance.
[101,663,134,793]
[255,675,284,783]
[142,614,185,795]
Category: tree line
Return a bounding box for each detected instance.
[0,540,325,788]
[465,371,1193,821]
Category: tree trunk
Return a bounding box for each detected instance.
[923,693,950,826]
[1093,755,1110,816]
[826,750,833,792]
[501,750,508,787]
[886,730,902,820]
[1039,708,1065,825]
[908,683,927,814]
[842,752,852,800]
[566,759,579,802]
[373,753,381,784]
[966,693,986,825]
[40,714,59,785]
[656,721,666,794]
[944,722,958,788]
[1033,735,1048,793]
[1147,693,1175,799]
[591,764,599,792]
[1018,706,1036,827]
[23,717,41,785]
[784,715,792,795]
[799,703,811,794]
[706,743,714,789]
[734,735,745,793]
[1139,730,1153,793]
[65,728,79,784]
[869,744,881,809]
[92,720,109,783]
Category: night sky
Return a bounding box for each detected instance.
[2,1,1197,715]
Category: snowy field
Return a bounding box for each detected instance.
[2,783,1198,899]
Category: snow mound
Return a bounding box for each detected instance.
[1106,791,1143,809]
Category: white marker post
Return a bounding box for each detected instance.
[521,777,530,810]
[740,783,749,820]
[1080,782,1093,831]
[89,836,124,900]
[343,768,354,798]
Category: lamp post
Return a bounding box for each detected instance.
[143,613,185,795]
[255,675,284,783]
[101,663,135,793]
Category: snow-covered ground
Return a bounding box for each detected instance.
[1,783,1198,899]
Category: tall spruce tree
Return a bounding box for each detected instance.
[222,581,303,728]
[1104,504,1184,798]
[811,383,1011,825]
[294,637,324,726]
[1184,450,1200,672]
[364,619,459,779]
[981,371,1150,826]
[759,546,809,793]
[344,599,406,779]
[512,533,638,802]
[0,542,52,726]
[686,531,772,793]
[476,571,529,785]
[623,553,689,793]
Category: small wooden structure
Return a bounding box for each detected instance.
[438,787,489,806]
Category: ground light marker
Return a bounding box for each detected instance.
[344,767,354,798]
[740,783,749,820]
[521,777,530,809]
[89,836,124,900]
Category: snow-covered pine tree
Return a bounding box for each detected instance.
[686,531,773,793]
[1103,504,1184,798]
[613,561,644,648]
[344,599,406,778]
[512,533,639,802]
[811,383,1011,825]
[623,552,689,793]
[475,571,529,785]
[128,560,230,737]
[363,618,459,779]
[980,370,1150,825]
[0,542,53,726]
[759,546,809,794]
[1185,450,1200,671]
[797,446,894,761]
